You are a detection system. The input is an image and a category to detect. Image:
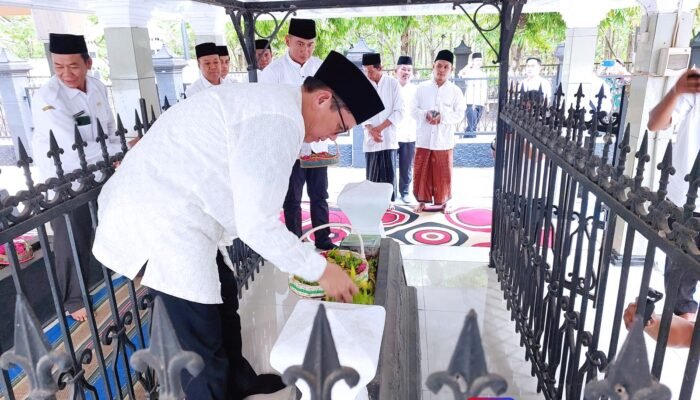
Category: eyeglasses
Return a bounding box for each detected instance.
[332,95,348,135]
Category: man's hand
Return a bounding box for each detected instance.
[128,137,141,148]
[318,262,358,303]
[623,301,658,330]
[673,68,700,95]
[370,127,383,143]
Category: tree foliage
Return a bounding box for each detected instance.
[0,16,44,59]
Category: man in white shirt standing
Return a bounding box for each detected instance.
[93,51,385,400]
[521,57,552,102]
[217,45,235,84]
[459,52,488,138]
[259,18,335,250]
[361,53,404,203]
[412,50,466,214]
[31,33,126,322]
[395,55,417,204]
[648,67,700,322]
[185,42,222,98]
[255,39,273,71]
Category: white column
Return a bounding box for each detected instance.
[609,0,699,260]
[186,3,228,46]
[558,0,611,101]
[95,0,160,134]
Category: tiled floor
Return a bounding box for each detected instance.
[238,244,543,400]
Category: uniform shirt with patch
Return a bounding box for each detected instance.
[31,75,120,182]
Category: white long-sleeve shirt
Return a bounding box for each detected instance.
[461,67,488,106]
[668,93,700,208]
[259,50,327,155]
[363,74,403,153]
[412,79,466,151]
[397,82,417,143]
[92,83,327,304]
[31,75,121,182]
[521,76,552,100]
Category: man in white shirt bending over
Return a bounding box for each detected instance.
[361,52,404,204]
[412,50,466,214]
[93,51,385,400]
[185,42,222,98]
[259,18,336,250]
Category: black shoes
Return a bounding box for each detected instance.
[315,242,338,251]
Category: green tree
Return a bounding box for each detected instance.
[0,16,44,59]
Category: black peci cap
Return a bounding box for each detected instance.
[314,51,384,124]
[255,39,270,50]
[49,33,88,55]
[397,55,413,65]
[195,42,219,59]
[434,49,454,64]
[217,46,229,57]
[288,18,316,40]
[362,53,381,66]
[472,52,482,59]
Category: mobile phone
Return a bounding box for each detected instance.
[688,72,700,79]
[429,110,440,118]
[643,288,664,325]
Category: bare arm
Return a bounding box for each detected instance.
[648,68,700,131]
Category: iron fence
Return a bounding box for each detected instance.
[491,82,699,399]
[0,98,263,399]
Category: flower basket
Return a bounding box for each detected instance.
[299,142,339,169]
[289,223,368,299]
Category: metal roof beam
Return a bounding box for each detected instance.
[195,0,495,13]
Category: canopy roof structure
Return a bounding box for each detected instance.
[193,0,639,19]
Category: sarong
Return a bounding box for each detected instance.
[413,148,453,205]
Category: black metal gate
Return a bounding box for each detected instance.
[491,83,700,399]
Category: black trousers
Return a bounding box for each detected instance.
[465,104,484,133]
[283,160,332,246]
[151,252,258,400]
[664,213,700,315]
[366,149,397,202]
[398,142,415,198]
[50,204,93,313]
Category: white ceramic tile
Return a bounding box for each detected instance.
[240,304,295,374]
[422,261,489,288]
[400,245,490,263]
[402,259,426,286]
[415,286,426,310]
[422,287,488,313]
[241,263,304,308]
[418,310,429,391]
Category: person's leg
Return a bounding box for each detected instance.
[665,216,699,318]
[413,148,432,211]
[150,288,228,400]
[474,105,484,131]
[283,160,305,238]
[388,149,397,202]
[217,252,285,398]
[398,142,410,199]
[50,204,94,321]
[405,142,415,199]
[433,150,453,212]
[466,104,477,133]
[306,166,333,249]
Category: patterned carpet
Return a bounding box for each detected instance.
[282,203,493,247]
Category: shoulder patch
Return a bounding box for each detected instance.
[42,105,55,111]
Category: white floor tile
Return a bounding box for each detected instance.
[415,286,426,310]
[241,263,303,308]
[240,304,295,374]
[422,287,488,313]
[400,245,490,263]
[422,261,489,288]
[403,259,426,286]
